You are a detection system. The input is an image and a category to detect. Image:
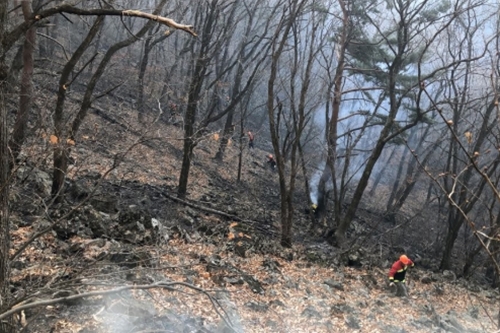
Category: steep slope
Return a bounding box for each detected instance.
[7,96,500,333]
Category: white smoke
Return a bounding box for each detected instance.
[309,162,326,205]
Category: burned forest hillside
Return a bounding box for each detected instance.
[2,1,500,333]
[3,78,500,333]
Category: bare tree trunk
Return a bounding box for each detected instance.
[215,110,235,161]
[0,1,13,330]
[368,145,396,196]
[137,31,169,123]
[137,34,154,124]
[237,117,244,182]
[178,1,219,197]
[50,16,105,200]
[334,0,415,246]
[177,0,260,197]
[439,97,497,269]
[297,140,313,222]
[321,0,349,241]
[316,166,331,225]
[384,145,409,223]
[267,0,311,247]
[8,1,35,163]
[54,1,169,201]
[0,79,12,333]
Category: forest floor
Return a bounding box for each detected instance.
[7,96,500,333]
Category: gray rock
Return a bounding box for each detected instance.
[90,195,118,214]
[245,301,268,312]
[264,319,279,331]
[330,303,355,315]
[68,181,89,200]
[284,277,299,290]
[382,325,408,333]
[345,314,360,329]
[183,216,195,227]
[118,207,152,228]
[108,247,153,268]
[467,283,481,293]
[269,299,285,308]
[135,221,146,232]
[215,291,243,333]
[185,207,198,218]
[17,167,52,196]
[468,306,479,319]
[324,279,344,291]
[87,216,108,237]
[301,305,322,319]
[442,270,457,282]
[420,275,434,284]
[413,316,435,329]
[262,258,281,273]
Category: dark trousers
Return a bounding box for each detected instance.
[394,282,408,297]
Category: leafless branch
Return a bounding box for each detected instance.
[0,281,238,332]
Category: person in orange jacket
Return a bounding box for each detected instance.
[388,254,414,297]
[267,154,277,170]
[247,131,255,149]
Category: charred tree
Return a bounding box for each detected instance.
[0,1,12,330]
[8,1,36,164]
[50,16,104,201]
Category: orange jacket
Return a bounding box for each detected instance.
[388,259,414,282]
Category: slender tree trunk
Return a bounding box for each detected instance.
[439,97,497,269]
[298,141,313,220]
[50,17,105,200]
[336,135,388,244]
[386,147,408,210]
[8,1,35,163]
[137,32,169,123]
[334,2,414,246]
[385,146,409,223]
[321,0,350,237]
[463,243,484,278]
[237,117,243,182]
[177,53,207,197]
[53,1,169,200]
[267,0,310,247]
[0,79,12,332]
[316,167,331,226]
[440,212,462,270]
[0,1,13,330]
[215,111,235,161]
[178,2,217,197]
[137,36,153,123]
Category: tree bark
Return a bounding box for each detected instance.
[52,0,171,201]
[1,5,196,75]
[8,1,35,164]
[0,1,12,330]
[368,145,396,196]
[215,1,257,161]
[266,0,311,247]
[50,16,105,200]
[384,145,410,223]
[137,31,169,123]
[334,0,412,246]
[178,1,219,198]
[439,97,497,269]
